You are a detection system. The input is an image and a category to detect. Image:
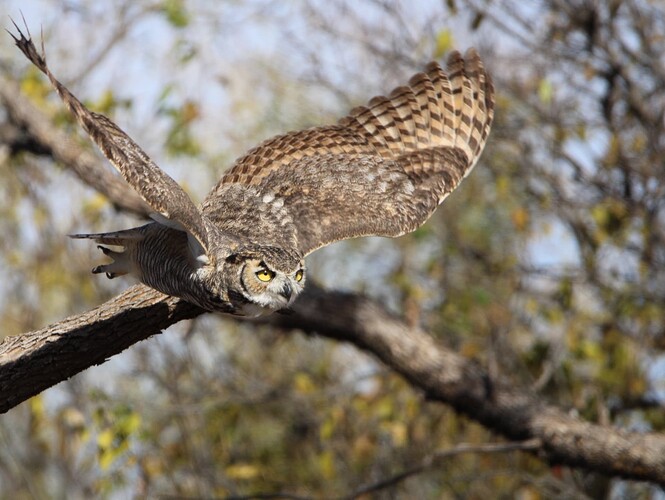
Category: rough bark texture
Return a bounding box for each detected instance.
[1,284,664,485]
[0,285,201,412]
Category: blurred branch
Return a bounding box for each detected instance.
[66,2,155,85]
[1,284,664,484]
[0,76,151,217]
[342,439,542,499]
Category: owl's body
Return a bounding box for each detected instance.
[11,25,494,316]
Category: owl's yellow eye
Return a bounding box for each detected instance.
[295,270,304,282]
[255,268,275,282]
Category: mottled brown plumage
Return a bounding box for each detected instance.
[10,22,494,316]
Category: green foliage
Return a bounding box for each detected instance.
[1,0,664,498]
[20,67,52,103]
[161,0,190,28]
[94,404,141,470]
[159,98,202,157]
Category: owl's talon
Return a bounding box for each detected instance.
[90,246,129,279]
[91,264,119,279]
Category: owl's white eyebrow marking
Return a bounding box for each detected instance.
[262,193,275,204]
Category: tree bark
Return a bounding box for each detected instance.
[0,285,200,412]
[1,283,664,485]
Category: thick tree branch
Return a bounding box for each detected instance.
[0,76,151,217]
[0,285,200,412]
[1,284,664,484]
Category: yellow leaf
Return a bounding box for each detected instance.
[434,30,454,59]
[62,407,86,431]
[293,372,315,394]
[525,298,539,315]
[83,193,110,218]
[576,123,587,140]
[320,417,335,441]
[30,394,45,419]
[318,450,336,480]
[632,134,646,153]
[97,428,115,450]
[92,89,116,114]
[376,396,394,419]
[496,175,510,197]
[119,411,141,435]
[388,422,407,447]
[21,69,50,103]
[538,78,553,104]
[98,449,115,470]
[226,463,261,480]
[581,339,602,360]
[511,207,529,231]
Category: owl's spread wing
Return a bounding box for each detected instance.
[204,49,494,256]
[10,25,210,254]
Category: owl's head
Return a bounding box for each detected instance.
[220,245,305,316]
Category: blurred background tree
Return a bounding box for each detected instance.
[0,0,663,497]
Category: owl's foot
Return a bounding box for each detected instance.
[92,245,129,279]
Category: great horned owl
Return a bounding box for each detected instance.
[11,25,494,317]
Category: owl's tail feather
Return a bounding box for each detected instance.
[70,229,144,279]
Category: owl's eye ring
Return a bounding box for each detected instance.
[256,268,275,282]
[294,270,304,282]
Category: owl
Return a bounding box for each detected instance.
[11,24,494,317]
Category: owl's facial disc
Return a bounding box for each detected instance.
[238,258,305,315]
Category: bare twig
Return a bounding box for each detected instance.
[341,439,542,499]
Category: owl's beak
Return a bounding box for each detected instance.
[279,282,293,301]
